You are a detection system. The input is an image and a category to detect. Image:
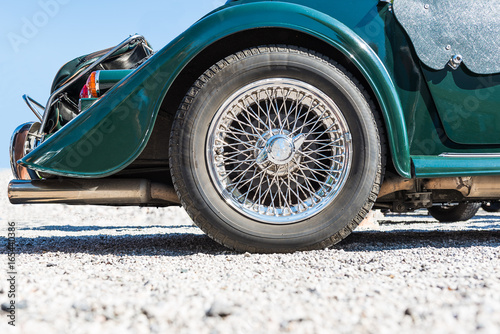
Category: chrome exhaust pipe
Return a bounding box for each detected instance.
[8,179,180,206]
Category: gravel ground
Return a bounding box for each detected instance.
[1,169,500,334]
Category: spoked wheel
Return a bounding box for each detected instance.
[207,78,352,224]
[169,46,384,252]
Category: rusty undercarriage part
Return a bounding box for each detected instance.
[378,176,416,198]
[377,175,500,212]
[8,179,180,206]
[421,176,500,198]
[379,175,500,199]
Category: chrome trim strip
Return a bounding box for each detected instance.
[94,70,101,96]
[439,153,500,158]
[39,34,147,133]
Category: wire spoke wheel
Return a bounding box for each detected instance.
[169,46,383,252]
[207,79,352,224]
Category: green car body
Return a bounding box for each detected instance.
[9,0,500,252]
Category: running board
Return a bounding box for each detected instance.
[412,155,500,178]
[8,179,180,206]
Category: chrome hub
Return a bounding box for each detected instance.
[255,130,305,177]
[267,135,294,164]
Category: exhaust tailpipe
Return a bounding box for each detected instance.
[8,179,180,206]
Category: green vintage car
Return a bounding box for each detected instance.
[9,0,500,252]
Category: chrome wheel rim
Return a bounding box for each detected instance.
[207,78,352,224]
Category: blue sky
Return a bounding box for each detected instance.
[0,0,226,170]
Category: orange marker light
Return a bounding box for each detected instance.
[88,71,98,97]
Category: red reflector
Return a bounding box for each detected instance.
[79,84,90,99]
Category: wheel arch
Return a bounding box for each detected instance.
[159,9,411,178]
[21,2,411,178]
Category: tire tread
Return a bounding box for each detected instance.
[169,45,386,252]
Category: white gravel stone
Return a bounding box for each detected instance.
[1,169,500,333]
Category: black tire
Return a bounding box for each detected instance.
[481,201,500,213]
[169,45,384,253]
[428,202,481,222]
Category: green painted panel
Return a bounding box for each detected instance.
[79,98,98,112]
[423,67,500,145]
[96,69,134,95]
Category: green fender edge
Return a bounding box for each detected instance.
[21,1,412,179]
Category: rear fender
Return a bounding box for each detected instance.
[21,1,411,178]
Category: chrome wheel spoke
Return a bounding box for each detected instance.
[207,78,352,223]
